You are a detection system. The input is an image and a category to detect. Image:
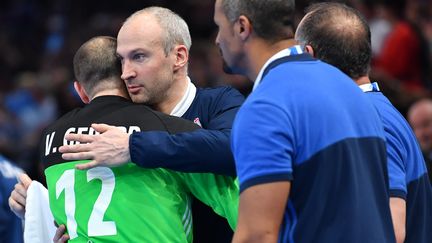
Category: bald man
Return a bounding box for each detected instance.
[408,99,432,180]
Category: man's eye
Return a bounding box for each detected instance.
[133,54,146,61]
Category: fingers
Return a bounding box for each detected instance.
[61,151,94,161]
[58,234,70,243]
[8,196,25,219]
[8,179,30,219]
[92,123,116,133]
[59,143,91,154]
[18,174,32,189]
[64,133,94,144]
[13,182,28,203]
[75,160,99,170]
[53,224,70,243]
[10,188,26,206]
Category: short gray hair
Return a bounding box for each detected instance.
[221,0,240,22]
[220,0,295,42]
[126,7,192,55]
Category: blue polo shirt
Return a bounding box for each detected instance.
[362,85,432,243]
[232,47,395,242]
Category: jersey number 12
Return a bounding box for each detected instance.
[56,167,117,239]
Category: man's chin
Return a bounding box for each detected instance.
[130,96,149,105]
[222,61,235,75]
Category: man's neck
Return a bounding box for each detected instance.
[91,89,130,101]
[247,39,298,81]
[355,75,372,86]
[153,75,189,115]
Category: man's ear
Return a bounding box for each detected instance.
[237,15,252,41]
[173,45,189,71]
[74,81,90,104]
[304,44,315,57]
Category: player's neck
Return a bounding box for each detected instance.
[91,89,130,100]
[355,76,372,86]
[153,75,189,115]
[247,39,298,81]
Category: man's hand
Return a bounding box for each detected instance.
[59,123,131,170]
[8,174,32,219]
[53,224,70,243]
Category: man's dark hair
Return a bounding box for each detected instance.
[221,0,295,43]
[295,2,371,79]
[73,36,122,97]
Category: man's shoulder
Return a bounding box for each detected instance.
[196,86,243,99]
[43,107,82,132]
[149,109,199,133]
[368,92,415,137]
[43,100,155,133]
[194,86,244,108]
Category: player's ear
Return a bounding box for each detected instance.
[74,81,90,104]
[304,44,315,57]
[173,44,189,71]
[237,15,251,41]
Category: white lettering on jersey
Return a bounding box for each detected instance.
[45,132,56,156]
[46,126,142,157]
[64,127,76,146]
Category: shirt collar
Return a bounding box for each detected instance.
[253,45,304,91]
[170,76,197,117]
[358,82,380,93]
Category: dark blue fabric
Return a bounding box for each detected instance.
[0,155,23,243]
[232,56,395,242]
[366,91,432,243]
[289,138,393,243]
[366,92,428,192]
[405,173,432,243]
[130,86,244,176]
[240,173,293,193]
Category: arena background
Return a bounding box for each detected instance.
[0,0,431,181]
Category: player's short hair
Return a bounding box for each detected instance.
[295,2,371,79]
[73,36,122,97]
[220,0,295,43]
[125,7,192,55]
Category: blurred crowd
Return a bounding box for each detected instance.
[0,0,432,180]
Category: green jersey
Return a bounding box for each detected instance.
[45,161,238,243]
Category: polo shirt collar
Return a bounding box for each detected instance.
[359,82,380,93]
[170,76,197,117]
[253,45,304,91]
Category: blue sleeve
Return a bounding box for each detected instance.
[130,87,244,177]
[383,122,407,199]
[232,99,294,193]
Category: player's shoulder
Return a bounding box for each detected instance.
[369,93,411,131]
[115,102,156,115]
[197,86,243,101]
[195,86,244,111]
[150,109,199,134]
[42,107,83,133]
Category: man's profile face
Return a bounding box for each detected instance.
[214,0,243,75]
[409,103,432,152]
[116,14,175,106]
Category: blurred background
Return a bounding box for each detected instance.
[0,0,431,180]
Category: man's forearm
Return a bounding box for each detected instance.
[130,129,236,176]
[389,197,406,243]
